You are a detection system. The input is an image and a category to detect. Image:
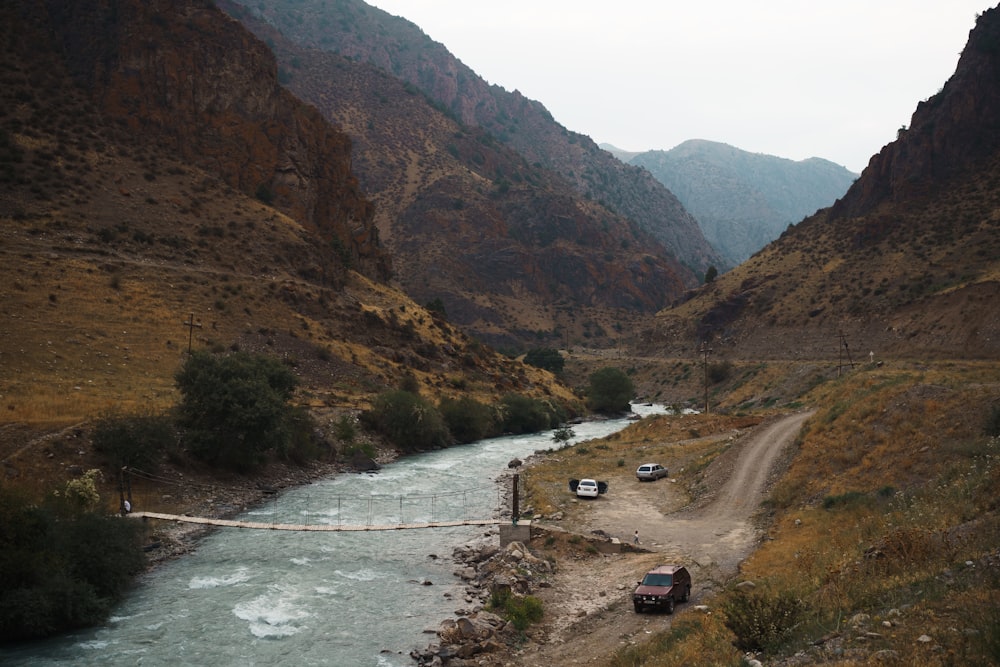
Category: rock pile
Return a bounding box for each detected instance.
[411,540,554,666]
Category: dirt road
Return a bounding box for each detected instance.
[511,410,815,666]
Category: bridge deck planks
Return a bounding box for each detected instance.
[129,511,501,531]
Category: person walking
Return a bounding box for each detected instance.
[633,529,640,545]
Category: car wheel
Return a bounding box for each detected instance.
[665,597,675,614]
[633,603,643,613]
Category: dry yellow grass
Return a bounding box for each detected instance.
[600,359,1000,665]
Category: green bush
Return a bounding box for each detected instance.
[523,347,565,373]
[0,486,145,641]
[489,588,544,632]
[276,405,323,465]
[721,587,807,653]
[586,367,634,414]
[707,360,734,384]
[174,351,300,471]
[439,396,497,444]
[987,405,1000,437]
[360,390,451,452]
[498,393,557,434]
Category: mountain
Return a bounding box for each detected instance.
[0,0,576,435]
[215,0,702,349]
[628,140,858,265]
[220,0,726,278]
[642,8,1000,361]
[598,144,644,164]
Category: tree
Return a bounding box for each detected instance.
[498,393,557,434]
[704,265,718,284]
[360,390,451,452]
[523,347,565,374]
[174,351,300,471]
[586,367,634,414]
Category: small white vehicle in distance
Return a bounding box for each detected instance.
[636,463,668,482]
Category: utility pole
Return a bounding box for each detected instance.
[183,313,202,354]
[699,341,712,414]
[837,332,855,376]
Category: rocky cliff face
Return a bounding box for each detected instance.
[221,0,725,280]
[217,1,692,348]
[832,6,1000,219]
[40,0,390,280]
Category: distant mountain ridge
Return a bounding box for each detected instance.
[627,140,858,264]
[223,0,726,279]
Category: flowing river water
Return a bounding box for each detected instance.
[2,405,667,666]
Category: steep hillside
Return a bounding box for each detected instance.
[40,0,390,283]
[218,1,690,350]
[641,8,1000,361]
[630,140,857,265]
[221,0,727,279]
[0,0,574,437]
[642,9,1000,363]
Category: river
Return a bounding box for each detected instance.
[1,405,665,666]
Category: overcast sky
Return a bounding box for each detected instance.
[366,1,992,173]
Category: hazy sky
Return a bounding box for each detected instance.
[366,1,992,173]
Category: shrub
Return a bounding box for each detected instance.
[987,405,1000,437]
[523,347,565,373]
[333,415,356,443]
[489,587,544,632]
[360,390,450,452]
[551,426,575,446]
[707,360,734,384]
[721,587,807,653]
[92,409,175,470]
[439,396,496,444]
[0,486,145,641]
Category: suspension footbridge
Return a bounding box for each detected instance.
[128,511,503,531]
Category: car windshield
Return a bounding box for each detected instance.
[642,573,672,587]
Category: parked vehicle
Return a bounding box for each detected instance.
[568,478,608,497]
[632,565,691,613]
[636,463,668,481]
[575,478,600,498]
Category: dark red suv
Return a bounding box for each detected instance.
[632,565,691,614]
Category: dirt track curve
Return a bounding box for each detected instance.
[512,410,815,666]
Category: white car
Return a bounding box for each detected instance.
[576,478,600,498]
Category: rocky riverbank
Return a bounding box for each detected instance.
[410,539,556,667]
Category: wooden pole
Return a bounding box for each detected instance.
[512,474,520,525]
[183,313,202,354]
[699,342,712,414]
